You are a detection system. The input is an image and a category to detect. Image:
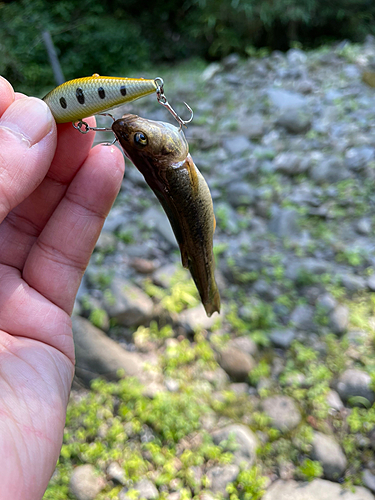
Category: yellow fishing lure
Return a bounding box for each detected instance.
[42,74,157,123]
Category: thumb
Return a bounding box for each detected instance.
[0,96,57,223]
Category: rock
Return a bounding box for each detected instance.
[267,88,307,110]
[178,304,222,334]
[130,258,156,274]
[201,62,223,81]
[206,464,240,497]
[69,464,106,500]
[311,431,347,481]
[356,218,372,236]
[211,424,258,466]
[72,316,142,385]
[276,109,312,134]
[226,182,256,207]
[317,293,337,314]
[329,305,349,335]
[222,53,241,69]
[103,277,154,327]
[290,305,316,331]
[262,479,374,500]
[285,259,331,282]
[345,146,375,171]
[368,274,375,291]
[261,396,301,432]
[336,369,375,405]
[340,274,367,293]
[274,152,305,175]
[242,113,266,139]
[296,79,314,94]
[228,336,258,356]
[269,328,296,348]
[143,206,179,248]
[222,136,252,156]
[133,479,159,499]
[268,207,300,238]
[153,263,181,289]
[107,462,127,485]
[218,347,255,382]
[363,470,375,493]
[310,157,350,184]
[326,390,344,412]
[95,231,117,253]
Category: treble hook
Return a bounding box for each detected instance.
[72,113,118,145]
[154,77,194,129]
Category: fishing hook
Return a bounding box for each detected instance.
[154,77,194,129]
[73,113,118,145]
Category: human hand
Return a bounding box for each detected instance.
[0,76,125,499]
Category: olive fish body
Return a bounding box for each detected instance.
[42,74,157,123]
[112,114,220,316]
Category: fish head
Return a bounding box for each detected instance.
[112,114,189,166]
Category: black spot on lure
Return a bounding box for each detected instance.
[42,74,157,124]
[112,114,221,317]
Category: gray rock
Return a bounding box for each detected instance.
[143,206,179,248]
[227,182,256,207]
[363,470,375,493]
[276,109,311,134]
[262,479,374,500]
[201,62,223,81]
[218,347,255,382]
[269,328,296,348]
[267,88,307,110]
[368,274,375,291]
[340,274,367,293]
[243,113,265,139]
[356,218,372,236]
[206,464,240,497]
[107,462,127,485]
[133,479,159,499]
[211,424,258,466]
[287,48,307,65]
[310,157,350,184]
[329,305,349,335]
[345,146,375,171]
[337,369,375,405]
[69,464,106,500]
[326,390,344,412]
[72,316,142,385]
[290,304,315,331]
[317,293,337,313]
[296,79,314,94]
[274,152,305,175]
[228,337,258,356]
[285,259,331,281]
[95,231,117,253]
[223,136,252,156]
[269,207,300,238]
[311,431,347,480]
[153,263,181,289]
[261,396,301,432]
[178,304,222,333]
[103,277,154,327]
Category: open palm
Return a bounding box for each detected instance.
[0,76,125,500]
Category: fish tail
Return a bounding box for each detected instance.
[203,285,221,317]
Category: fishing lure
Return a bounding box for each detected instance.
[42,74,157,124]
[112,114,221,317]
[42,74,193,130]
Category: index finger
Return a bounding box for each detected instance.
[0,77,15,117]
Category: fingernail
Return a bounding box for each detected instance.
[0,97,53,145]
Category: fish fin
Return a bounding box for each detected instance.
[182,155,199,197]
[204,286,221,317]
[180,246,189,269]
[213,214,216,233]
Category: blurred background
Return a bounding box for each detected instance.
[2,0,375,94]
[4,1,375,499]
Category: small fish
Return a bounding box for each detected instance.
[112,114,221,317]
[43,74,157,123]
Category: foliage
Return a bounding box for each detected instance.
[296,459,323,481]
[2,0,375,94]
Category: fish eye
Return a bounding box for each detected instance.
[134,132,148,147]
